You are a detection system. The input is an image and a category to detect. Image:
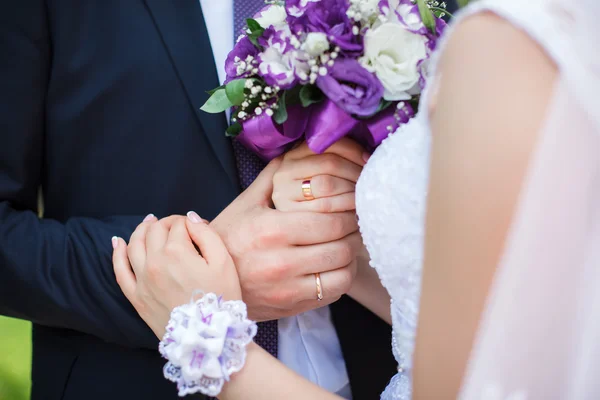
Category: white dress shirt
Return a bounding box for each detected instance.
[199,1,351,397]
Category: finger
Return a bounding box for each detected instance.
[166,218,196,252]
[127,219,156,274]
[245,157,283,206]
[294,232,363,275]
[279,193,356,213]
[145,219,171,256]
[257,233,362,287]
[285,154,363,183]
[186,211,229,266]
[276,211,359,245]
[279,175,356,203]
[298,261,358,302]
[112,237,137,301]
[284,138,366,167]
[155,215,187,230]
[304,175,356,200]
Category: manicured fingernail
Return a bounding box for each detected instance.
[187,211,202,224]
[111,236,119,249]
[143,213,155,222]
[362,152,371,164]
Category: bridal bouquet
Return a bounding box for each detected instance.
[202,0,449,161]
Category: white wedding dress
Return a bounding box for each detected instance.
[356,0,600,398]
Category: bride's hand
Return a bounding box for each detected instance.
[272,138,368,213]
[112,213,242,338]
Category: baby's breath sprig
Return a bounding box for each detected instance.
[231,79,280,123]
[412,0,453,19]
[347,0,381,26]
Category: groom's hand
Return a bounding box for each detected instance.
[211,160,361,322]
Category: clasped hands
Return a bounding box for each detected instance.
[112,139,369,338]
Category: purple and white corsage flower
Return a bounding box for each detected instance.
[159,293,257,397]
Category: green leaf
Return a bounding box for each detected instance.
[225,121,243,137]
[248,32,264,47]
[299,85,325,108]
[273,92,288,125]
[207,84,225,96]
[246,18,262,33]
[225,79,247,106]
[457,0,472,8]
[200,88,234,114]
[246,18,265,47]
[284,85,302,107]
[416,0,437,35]
[376,100,394,114]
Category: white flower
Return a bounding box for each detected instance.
[348,0,381,26]
[358,0,381,17]
[302,32,330,57]
[254,5,288,29]
[378,0,425,31]
[258,46,298,88]
[361,22,427,101]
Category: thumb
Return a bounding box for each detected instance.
[243,157,282,206]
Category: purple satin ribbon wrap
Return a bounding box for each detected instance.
[237,99,415,161]
[237,106,310,161]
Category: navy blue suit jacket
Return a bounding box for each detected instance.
[0,1,396,399]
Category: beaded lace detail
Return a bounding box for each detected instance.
[357,111,430,400]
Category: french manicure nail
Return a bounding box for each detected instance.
[111,236,119,249]
[187,211,202,224]
[143,213,155,222]
[362,152,371,164]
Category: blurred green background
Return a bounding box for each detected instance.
[0,316,31,400]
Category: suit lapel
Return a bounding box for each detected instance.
[143,0,239,188]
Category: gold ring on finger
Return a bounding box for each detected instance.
[302,179,316,201]
[315,273,324,301]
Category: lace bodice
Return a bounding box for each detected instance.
[356,112,430,400]
[355,0,575,398]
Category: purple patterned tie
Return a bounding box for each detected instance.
[232,0,279,359]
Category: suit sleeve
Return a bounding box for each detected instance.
[0,1,157,349]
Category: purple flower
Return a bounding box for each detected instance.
[432,17,448,46]
[257,27,308,89]
[316,58,383,117]
[286,0,322,18]
[288,0,363,56]
[224,36,259,83]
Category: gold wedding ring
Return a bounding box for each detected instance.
[315,273,324,301]
[302,179,315,200]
